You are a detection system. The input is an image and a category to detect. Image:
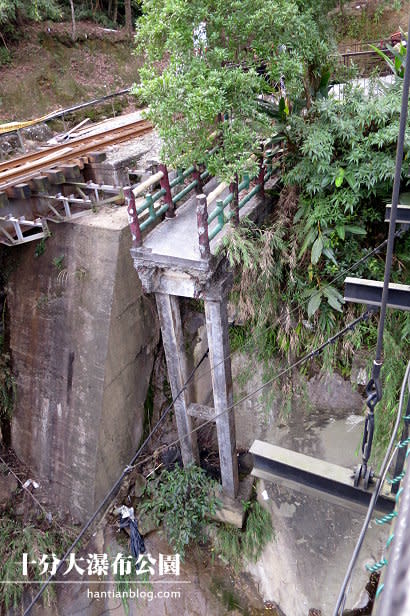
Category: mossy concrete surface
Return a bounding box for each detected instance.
[7,206,159,521]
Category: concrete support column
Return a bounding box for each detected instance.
[204,298,239,498]
[155,293,199,466]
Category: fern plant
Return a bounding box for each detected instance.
[284,80,409,316]
[0,513,75,612]
[139,464,220,559]
[220,77,410,457]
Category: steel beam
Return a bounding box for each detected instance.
[250,440,395,514]
[0,216,48,246]
[344,277,410,311]
[385,203,410,224]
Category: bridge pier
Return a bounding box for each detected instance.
[155,289,239,497]
[130,166,278,499]
[155,292,199,466]
[132,249,240,497]
[204,297,238,497]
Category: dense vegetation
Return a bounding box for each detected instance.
[135,0,330,178]
[0,508,76,612]
[136,0,409,459]
[139,464,219,559]
[138,464,273,569]
[0,2,408,610]
[0,0,141,42]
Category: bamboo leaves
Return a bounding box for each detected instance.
[311,235,323,264]
[304,285,344,317]
[307,291,322,317]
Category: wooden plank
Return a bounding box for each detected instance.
[0,147,73,182]
[0,121,152,191]
[87,151,106,163]
[45,169,66,185]
[59,164,81,181]
[57,118,90,142]
[6,183,31,200]
[71,158,85,170]
[29,175,50,193]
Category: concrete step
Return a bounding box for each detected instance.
[211,475,254,528]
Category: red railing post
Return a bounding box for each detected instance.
[196,194,211,260]
[159,163,175,218]
[229,173,239,227]
[193,164,203,194]
[124,186,142,247]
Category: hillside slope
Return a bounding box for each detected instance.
[0,21,140,123]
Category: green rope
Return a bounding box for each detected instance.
[375,510,397,525]
[369,476,405,595]
[375,583,384,598]
[366,557,388,572]
[385,533,395,548]
[395,487,404,501]
[367,416,409,601]
[387,471,405,484]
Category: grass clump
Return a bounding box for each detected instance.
[0,512,73,613]
[113,564,151,616]
[214,500,274,572]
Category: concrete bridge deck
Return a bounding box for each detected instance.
[134,174,279,274]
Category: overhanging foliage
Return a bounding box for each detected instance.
[134,0,329,178]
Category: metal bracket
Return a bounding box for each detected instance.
[35,183,124,223]
[385,203,410,224]
[0,215,49,246]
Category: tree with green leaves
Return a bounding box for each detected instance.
[134,0,329,179]
[0,0,61,26]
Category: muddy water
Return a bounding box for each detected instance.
[230,357,389,616]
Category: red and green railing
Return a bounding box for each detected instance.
[197,149,280,258]
[126,163,209,247]
[127,145,280,253]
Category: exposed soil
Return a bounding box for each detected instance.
[0,445,81,528]
[0,21,141,122]
[334,0,410,46]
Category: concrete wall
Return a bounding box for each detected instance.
[7,207,159,521]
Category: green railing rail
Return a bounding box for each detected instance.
[126,144,280,253]
[136,166,210,232]
[207,153,279,241]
